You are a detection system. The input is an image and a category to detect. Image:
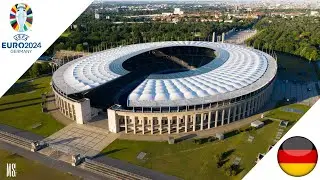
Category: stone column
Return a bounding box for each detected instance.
[254,97,259,112]
[251,98,256,114]
[159,118,162,134]
[193,114,196,131]
[238,105,242,120]
[142,118,145,135]
[256,95,261,110]
[215,110,219,127]
[260,93,265,109]
[227,108,231,124]
[247,99,251,116]
[260,94,264,109]
[168,118,171,134]
[200,113,204,130]
[124,116,128,134]
[233,106,237,122]
[151,118,154,135]
[208,112,212,129]
[185,115,188,132]
[221,109,225,126]
[242,102,247,119]
[177,117,180,133]
[133,116,136,134]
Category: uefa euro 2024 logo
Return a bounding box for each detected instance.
[10,3,33,32]
[1,3,41,53]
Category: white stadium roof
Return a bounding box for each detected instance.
[52,41,277,107]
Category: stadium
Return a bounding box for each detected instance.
[52,41,277,134]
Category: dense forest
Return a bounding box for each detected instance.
[246,16,320,61]
[46,12,255,54]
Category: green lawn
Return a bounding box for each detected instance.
[101,103,311,180]
[102,119,293,180]
[0,149,79,180]
[266,103,310,121]
[0,77,64,137]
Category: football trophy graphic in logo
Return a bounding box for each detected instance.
[10,3,33,32]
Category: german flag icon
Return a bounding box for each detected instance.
[278,136,318,177]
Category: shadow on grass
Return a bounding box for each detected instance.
[262,119,274,126]
[222,149,235,159]
[0,97,42,106]
[4,82,43,96]
[6,153,23,159]
[234,165,244,175]
[175,134,197,143]
[94,148,127,158]
[224,130,240,139]
[0,102,42,112]
[220,159,229,167]
[193,136,218,145]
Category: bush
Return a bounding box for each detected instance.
[224,165,238,176]
[208,136,216,142]
[246,127,254,132]
[215,154,224,168]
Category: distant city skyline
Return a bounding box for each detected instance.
[100,0,317,2]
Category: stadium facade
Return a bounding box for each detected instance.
[52,41,277,134]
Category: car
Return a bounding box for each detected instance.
[307,88,311,91]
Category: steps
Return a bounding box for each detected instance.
[83,159,150,180]
[0,131,31,150]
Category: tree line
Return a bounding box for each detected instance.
[22,62,52,78]
[45,12,255,54]
[246,16,320,61]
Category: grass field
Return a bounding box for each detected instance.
[102,121,296,179]
[101,103,310,180]
[266,103,310,121]
[0,149,79,180]
[0,76,64,137]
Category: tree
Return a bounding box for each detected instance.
[29,63,42,78]
[54,42,65,52]
[76,44,84,52]
[249,16,320,61]
[310,49,318,61]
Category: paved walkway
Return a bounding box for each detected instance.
[272,80,320,104]
[0,124,44,141]
[43,123,119,157]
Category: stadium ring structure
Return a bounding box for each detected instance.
[52,41,277,134]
